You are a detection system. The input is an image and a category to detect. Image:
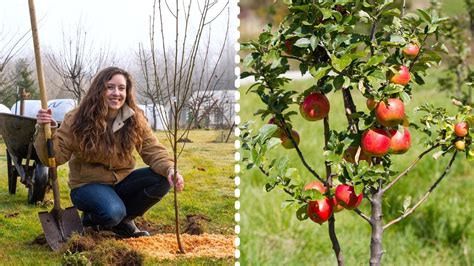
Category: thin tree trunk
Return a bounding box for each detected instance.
[323,117,344,266]
[370,181,384,266]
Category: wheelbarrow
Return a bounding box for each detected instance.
[0,112,49,204]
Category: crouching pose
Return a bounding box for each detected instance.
[34,67,184,237]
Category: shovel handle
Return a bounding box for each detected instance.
[28,0,56,166]
[28,0,60,210]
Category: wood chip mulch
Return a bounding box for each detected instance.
[121,233,234,261]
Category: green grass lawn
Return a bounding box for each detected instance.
[238,73,473,265]
[0,130,235,264]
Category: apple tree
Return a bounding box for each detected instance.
[240,0,473,265]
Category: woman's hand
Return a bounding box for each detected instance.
[167,168,184,192]
[36,108,53,124]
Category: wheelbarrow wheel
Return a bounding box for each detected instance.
[28,163,49,204]
[6,150,18,195]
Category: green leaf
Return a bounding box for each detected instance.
[309,65,331,83]
[400,91,411,104]
[402,196,412,211]
[333,75,345,90]
[417,9,431,22]
[310,35,318,51]
[354,183,364,195]
[331,54,353,72]
[258,124,278,141]
[320,8,333,20]
[381,8,401,17]
[296,204,309,220]
[294,38,311,48]
[389,34,406,44]
[366,55,385,67]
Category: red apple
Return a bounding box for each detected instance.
[307,198,333,224]
[402,43,420,59]
[304,181,343,213]
[361,128,391,157]
[335,184,363,210]
[299,92,330,121]
[375,98,405,127]
[454,122,469,137]
[304,181,326,193]
[366,98,377,111]
[389,65,411,85]
[455,140,466,151]
[280,129,300,149]
[388,127,411,154]
[343,146,372,164]
[304,181,333,223]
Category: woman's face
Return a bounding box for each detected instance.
[105,74,127,111]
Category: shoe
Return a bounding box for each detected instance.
[112,217,150,238]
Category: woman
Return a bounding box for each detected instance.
[34,67,184,238]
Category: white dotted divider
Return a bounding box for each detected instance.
[234,2,241,264]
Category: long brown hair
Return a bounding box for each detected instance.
[70,67,148,161]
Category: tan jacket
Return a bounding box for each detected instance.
[34,105,174,189]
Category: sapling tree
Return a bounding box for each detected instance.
[240,1,473,265]
[141,0,231,253]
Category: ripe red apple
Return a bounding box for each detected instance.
[375,98,405,127]
[300,92,330,121]
[304,181,334,223]
[343,146,372,164]
[304,181,343,213]
[307,198,334,224]
[454,121,469,137]
[366,98,377,111]
[455,140,466,151]
[389,65,411,85]
[335,184,363,210]
[280,129,300,149]
[402,43,420,59]
[361,128,391,157]
[388,127,411,154]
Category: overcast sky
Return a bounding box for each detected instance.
[0,0,238,61]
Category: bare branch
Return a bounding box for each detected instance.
[354,208,372,224]
[383,144,440,193]
[383,151,458,230]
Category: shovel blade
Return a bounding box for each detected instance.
[38,206,84,251]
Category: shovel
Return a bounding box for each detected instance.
[28,0,84,251]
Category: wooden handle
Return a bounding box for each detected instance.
[28,0,56,167]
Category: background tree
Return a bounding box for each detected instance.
[3,58,39,109]
[46,21,115,103]
[0,25,30,106]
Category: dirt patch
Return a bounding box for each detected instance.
[121,233,234,261]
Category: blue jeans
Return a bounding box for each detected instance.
[70,167,170,227]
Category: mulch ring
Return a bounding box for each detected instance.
[121,233,235,260]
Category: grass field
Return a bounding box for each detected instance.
[0,130,235,265]
[238,73,473,265]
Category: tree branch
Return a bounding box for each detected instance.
[383,144,440,193]
[354,208,372,224]
[383,151,458,230]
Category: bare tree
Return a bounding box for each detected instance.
[0,25,30,104]
[46,21,115,102]
[138,0,232,253]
